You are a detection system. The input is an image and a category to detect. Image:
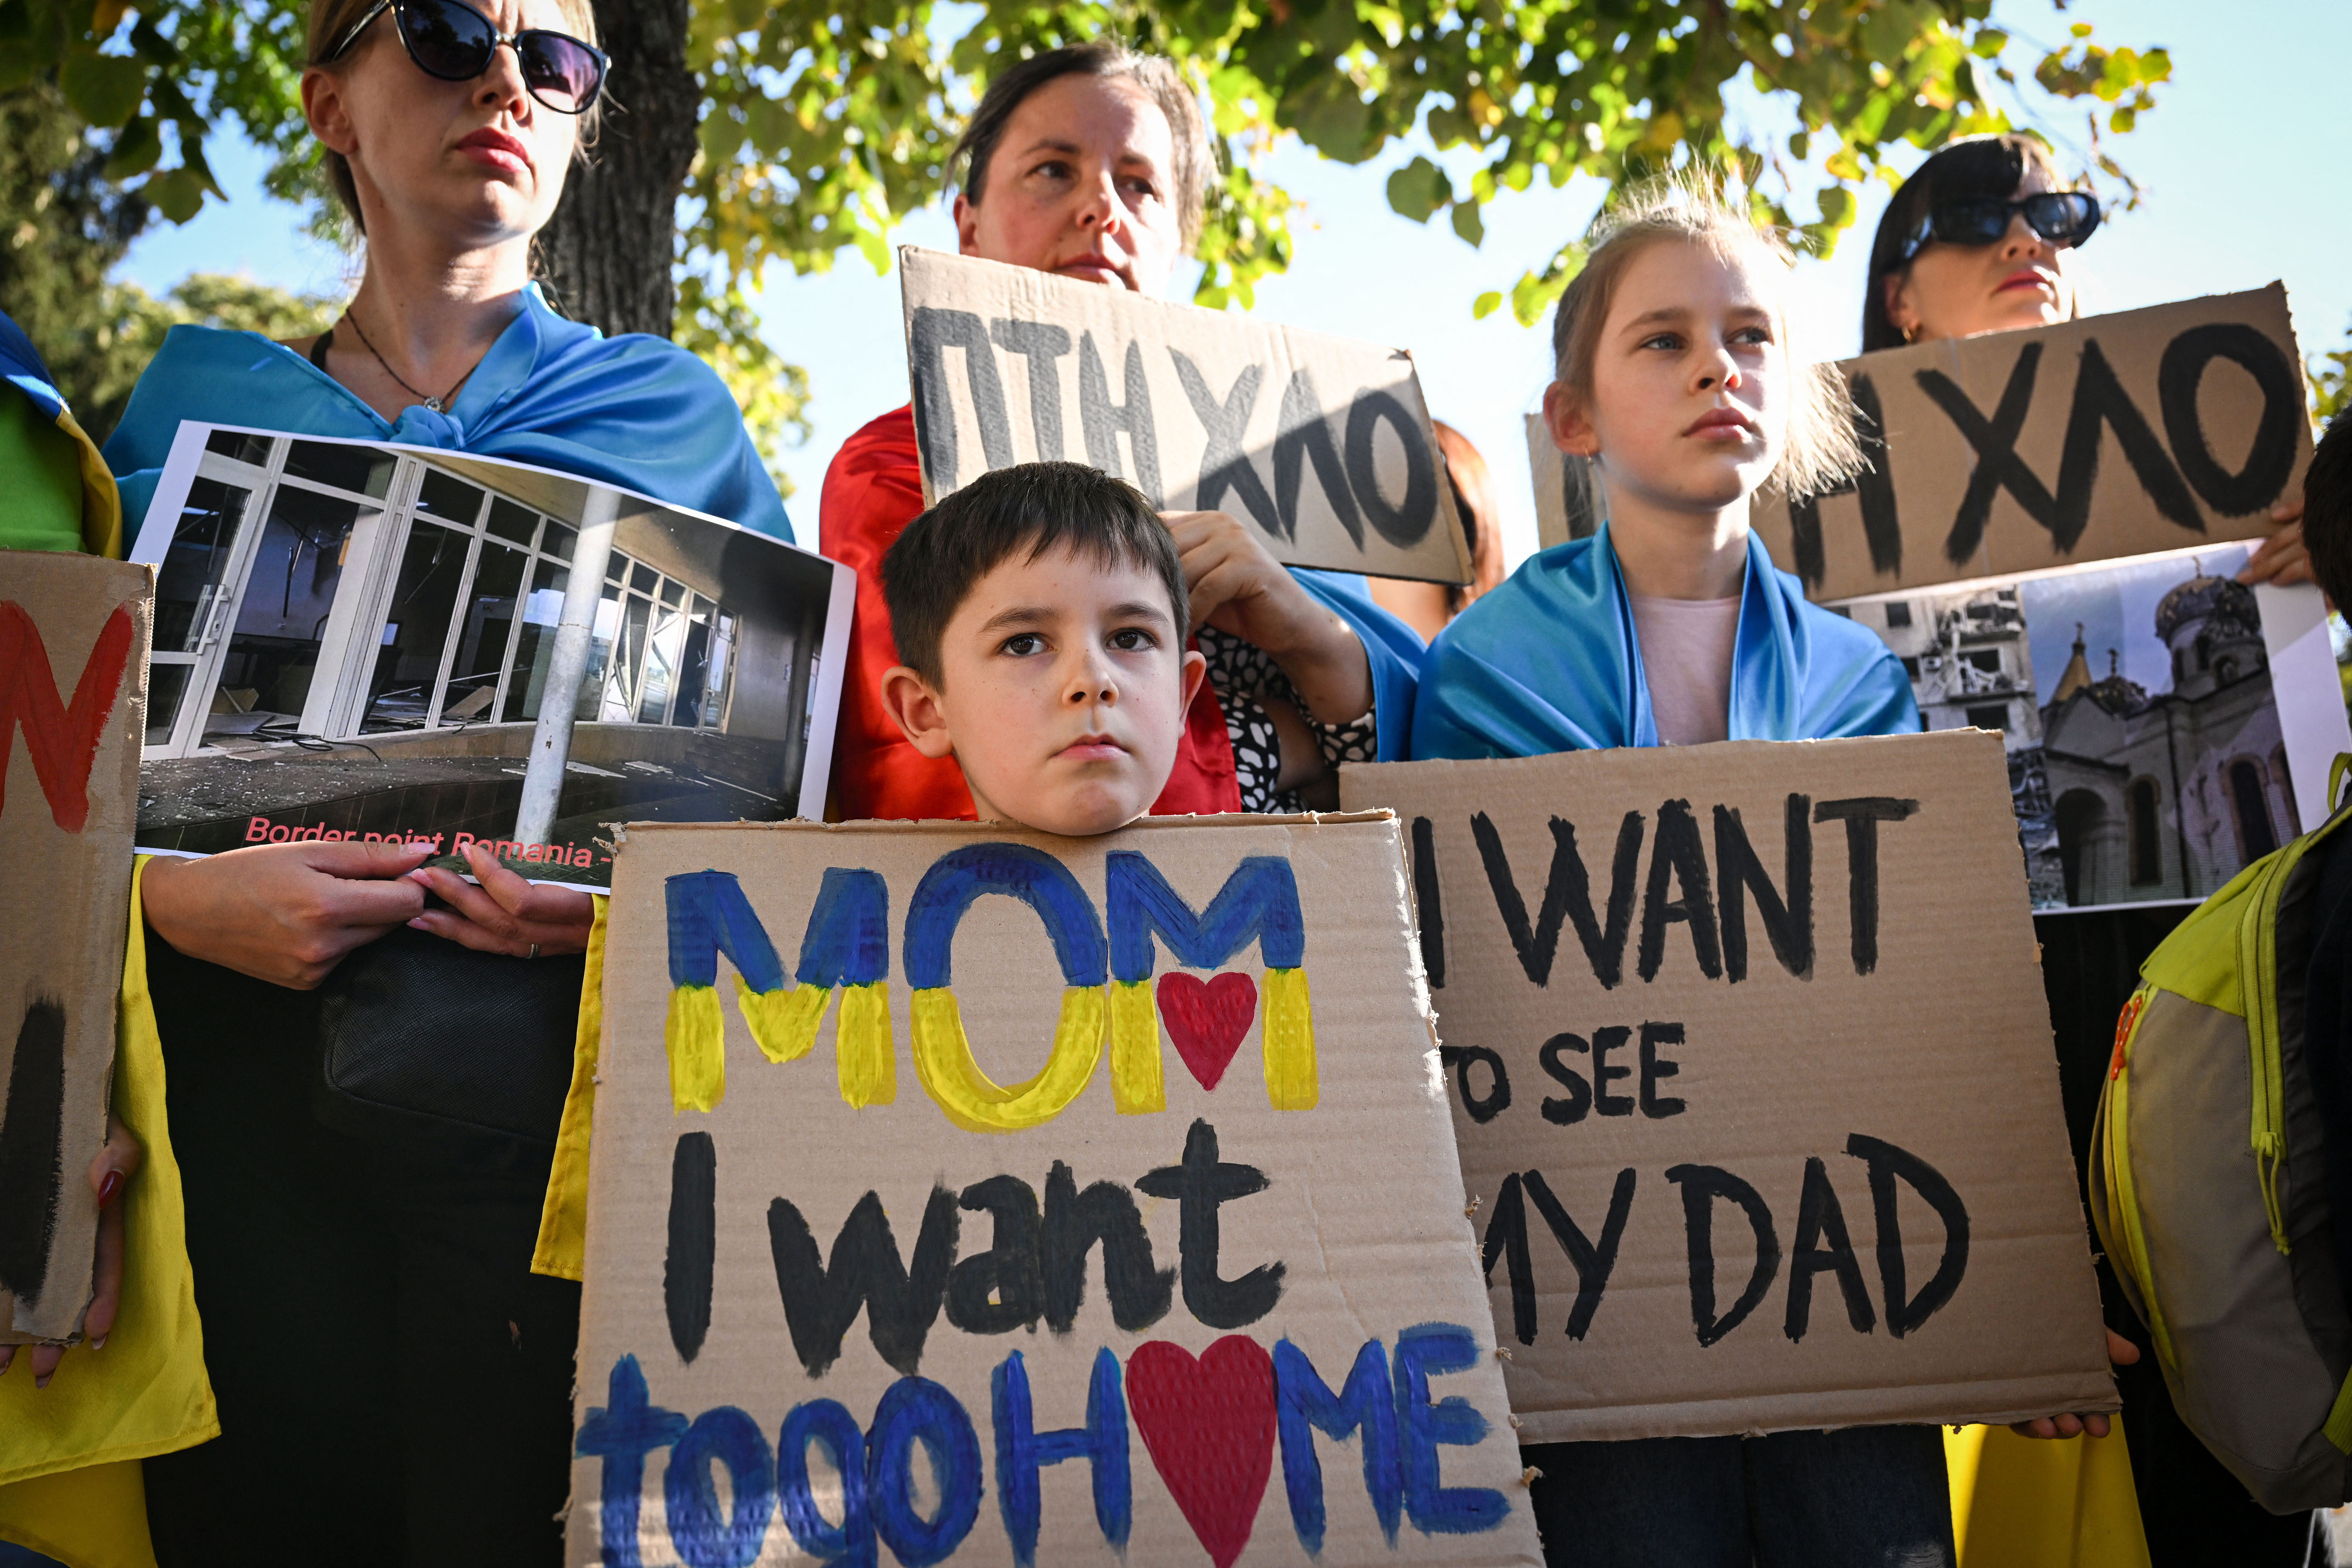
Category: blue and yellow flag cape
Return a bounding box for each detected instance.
[1412,523,1918,757]
[0,311,122,559]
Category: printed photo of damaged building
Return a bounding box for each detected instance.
[1838,545,2300,911]
[130,426,852,888]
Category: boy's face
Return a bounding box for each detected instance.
[883,542,1206,836]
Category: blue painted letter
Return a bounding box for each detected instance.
[991,1347,1131,1566]
[867,1376,984,1566]
[665,1406,776,1568]
[1276,1337,1402,1553]
[1393,1324,1509,1535]
[574,1355,689,1568]
[778,1399,876,1567]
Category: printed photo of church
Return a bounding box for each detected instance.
[2023,552,2297,907]
[1837,546,2299,911]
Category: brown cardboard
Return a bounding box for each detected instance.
[1753,286,2311,601]
[900,248,1473,585]
[1525,414,1602,552]
[570,813,1542,1566]
[0,551,150,1342]
[1340,732,2115,1442]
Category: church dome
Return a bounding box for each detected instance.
[2155,572,2260,644]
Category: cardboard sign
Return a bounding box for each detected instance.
[1340,731,2113,1442]
[571,814,1541,1567]
[1755,286,2311,601]
[900,248,1473,586]
[126,424,853,890]
[0,550,150,1343]
[1525,414,1602,552]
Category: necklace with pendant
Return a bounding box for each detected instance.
[337,311,480,414]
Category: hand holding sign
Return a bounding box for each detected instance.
[1164,509,1374,724]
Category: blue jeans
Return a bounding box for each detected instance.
[1524,1427,1955,1568]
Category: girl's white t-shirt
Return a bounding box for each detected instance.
[1628,593,1741,746]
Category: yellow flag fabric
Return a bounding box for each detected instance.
[531,895,610,1282]
[1946,1421,2151,1568]
[0,1462,155,1568]
[0,859,218,1563]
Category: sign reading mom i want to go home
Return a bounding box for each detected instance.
[571,812,1541,1568]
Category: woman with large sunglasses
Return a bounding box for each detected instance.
[1860,133,2317,1568]
[1862,133,2310,587]
[85,2,787,1560]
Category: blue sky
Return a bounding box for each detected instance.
[118,0,2350,565]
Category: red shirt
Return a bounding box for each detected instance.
[819,406,1241,821]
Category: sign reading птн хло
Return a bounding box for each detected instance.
[900,248,1473,587]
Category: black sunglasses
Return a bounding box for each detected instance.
[1897,191,2101,264]
[330,0,607,115]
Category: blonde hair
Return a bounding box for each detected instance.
[305,0,601,236]
[1549,176,1862,501]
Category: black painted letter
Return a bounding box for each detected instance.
[665,1131,716,1363]
[1136,1118,1283,1329]
[1814,797,1919,975]
[1665,1163,1780,1348]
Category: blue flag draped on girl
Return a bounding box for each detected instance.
[102,282,792,544]
[1412,525,1918,757]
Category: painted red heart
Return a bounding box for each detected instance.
[1156,972,1258,1092]
[1125,1336,1277,1568]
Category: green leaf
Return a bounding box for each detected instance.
[1451,197,1484,247]
[60,51,146,129]
[1472,289,1503,320]
[1384,155,1450,222]
[142,165,206,223]
[103,115,163,180]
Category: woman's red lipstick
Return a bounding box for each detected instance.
[458,127,531,174]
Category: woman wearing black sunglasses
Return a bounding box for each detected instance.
[1863,133,2311,588]
[92,2,788,1563]
[1862,133,2318,1568]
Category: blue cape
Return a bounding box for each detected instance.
[0,309,67,424]
[1413,524,1917,758]
[103,282,791,545]
[1293,567,1424,761]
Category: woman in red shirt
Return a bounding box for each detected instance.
[823,42,1426,820]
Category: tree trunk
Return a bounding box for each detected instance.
[536,0,699,339]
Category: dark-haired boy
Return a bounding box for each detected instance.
[879,462,1207,836]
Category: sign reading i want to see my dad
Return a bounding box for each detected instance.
[1343,730,2115,1442]
[1750,285,2311,601]
[899,248,1474,586]
[570,814,1541,1567]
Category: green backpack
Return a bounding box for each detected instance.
[2091,757,2352,1514]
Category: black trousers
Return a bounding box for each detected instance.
[1522,1427,1954,1568]
[139,934,579,1568]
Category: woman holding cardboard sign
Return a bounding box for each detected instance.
[1864,133,2312,588]
[822,43,1426,823]
[89,0,783,1558]
[1866,134,2313,1566]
